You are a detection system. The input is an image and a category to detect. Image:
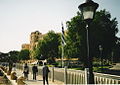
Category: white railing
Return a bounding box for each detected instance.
[14,63,120,84]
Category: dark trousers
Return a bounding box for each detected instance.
[24,73,28,80]
[33,73,37,80]
[43,75,48,85]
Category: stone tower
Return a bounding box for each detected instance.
[30,31,42,59]
[30,31,42,50]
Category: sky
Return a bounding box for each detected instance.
[0,0,120,53]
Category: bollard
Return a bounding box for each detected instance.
[64,66,67,84]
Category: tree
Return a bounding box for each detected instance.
[35,31,61,64]
[8,51,19,62]
[0,52,8,62]
[65,12,87,65]
[113,38,120,63]
[65,9,118,67]
[34,40,45,60]
[91,10,118,60]
[19,49,30,60]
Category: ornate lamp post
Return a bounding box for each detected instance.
[78,0,99,84]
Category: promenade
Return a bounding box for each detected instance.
[1,63,120,84]
[13,68,64,85]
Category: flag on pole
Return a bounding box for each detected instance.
[61,22,66,46]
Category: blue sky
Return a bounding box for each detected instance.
[0,0,120,53]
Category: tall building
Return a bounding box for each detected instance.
[21,30,43,59]
[30,31,42,50]
[29,31,43,59]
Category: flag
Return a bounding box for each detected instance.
[61,22,66,46]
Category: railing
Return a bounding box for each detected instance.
[15,63,120,84]
[94,72,120,84]
[67,69,85,84]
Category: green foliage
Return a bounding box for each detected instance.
[18,49,30,60]
[34,40,43,59]
[93,66,111,72]
[9,51,19,62]
[0,51,19,62]
[65,9,118,66]
[0,53,8,62]
[91,9,118,59]
[65,12,87,64]
[35,30,61,62]
[113,42,120,63]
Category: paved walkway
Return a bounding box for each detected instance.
[13,68,64,85]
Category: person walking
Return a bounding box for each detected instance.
[32,64,38,80]
[23,63,29,80]
[42,63,50,85]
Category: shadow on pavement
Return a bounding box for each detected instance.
[25,80,43,82]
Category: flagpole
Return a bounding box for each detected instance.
[61,22,65,68]
[62,43,64,68]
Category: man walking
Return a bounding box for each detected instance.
[32,64,38,80]
[23,63,29,80]
[42,63,50,85]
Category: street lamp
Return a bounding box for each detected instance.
[78,0,99,84]
[78,0,99,23]
[99,45,103,72]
